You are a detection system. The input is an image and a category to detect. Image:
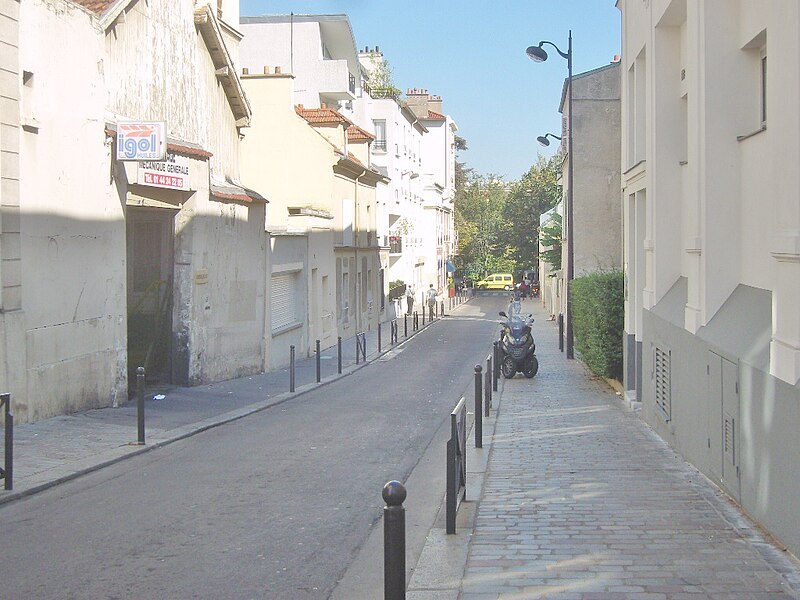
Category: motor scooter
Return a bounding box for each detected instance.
[498,301,539,378]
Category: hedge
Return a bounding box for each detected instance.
[570,270,624,381]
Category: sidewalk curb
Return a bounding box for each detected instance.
[0,301,472,506]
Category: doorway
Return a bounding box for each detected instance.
[708,351,740,500]
[126,208,175,391]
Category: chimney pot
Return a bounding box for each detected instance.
[242,67,249,75]
[376,45,380,53]
[262,66,269,74]
[275,66,281,74]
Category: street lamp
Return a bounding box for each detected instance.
[536,133,562,147]
[527,31,574,359]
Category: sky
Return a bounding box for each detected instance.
[238,1,621,182]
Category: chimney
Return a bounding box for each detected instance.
[428,94,443,115]
[405,87,429,119]
[275,66,281,74]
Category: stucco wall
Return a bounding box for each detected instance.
[0,0,23,409]
[16,0,126,421]
[571,64,622,276]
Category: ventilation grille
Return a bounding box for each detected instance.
[655,347,671,421]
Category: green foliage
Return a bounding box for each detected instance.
[366,53,402,99]
[500,156,562,268]
[389,280,405,290]
[539,212,562,271]
[570,270,624,381]
[454,154,562,281]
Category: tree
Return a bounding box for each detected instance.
[364,52,401,99]
[455,175,510,280]
[539,212,562,271]
[500,155,562,274]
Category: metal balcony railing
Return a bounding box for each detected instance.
[389,236,402,254]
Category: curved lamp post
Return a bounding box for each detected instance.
[536,133,562,147]
[527,31,574,360]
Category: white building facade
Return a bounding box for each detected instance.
[620,0,800,557]
[4,0,267,423]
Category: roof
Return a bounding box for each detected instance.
[346,124,374,143]
[427,110,446,120]
[210,179,268,204]
[295,104,352,126]
[72,0,113,12]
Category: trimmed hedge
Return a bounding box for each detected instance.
[571,270,624,381]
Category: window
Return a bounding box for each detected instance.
[373,120,387,152]
[271,272,300,332]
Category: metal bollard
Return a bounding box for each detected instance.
[441,300,445,317]
[422,308,426,327]
[378,322,382,352]
[404,314,408,338]
[337,336,342,374]
[383,481,407,600]
[414,311,418,331]
[558,313,564,352]
[1,392,13,490]
[316,339,321,383]
[355,335,360,364]
[493,341,499,392]
[136,367,146,445]
[290,345,296,392]
[485,355,492,416]
[474,365,483,449]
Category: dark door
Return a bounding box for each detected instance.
[126,208,175,390]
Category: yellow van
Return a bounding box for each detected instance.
[476,273,514,290]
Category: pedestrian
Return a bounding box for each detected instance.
[406,285,414,315]
[426,284,437,320]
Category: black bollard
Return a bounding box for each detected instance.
[404,314,408,338]
[440,300,445,317]
[136,367,146,445]
[493,341,499,392]
[421,308,426,327]
[290,345,296,392]
[1,393,12,490]
[337,336,342,374]
[378,322,382,352]
[316,339,321,383]
[355,334,360,364]
[485,355,492,416]
[558,313,564,352]
[474,365,483,449]
[383,481,407,600]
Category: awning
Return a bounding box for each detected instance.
[210,180,268,204]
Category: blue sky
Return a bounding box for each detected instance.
[238,1,621,182]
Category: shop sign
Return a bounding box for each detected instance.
[117,122,166,160]
[137,152,192,191]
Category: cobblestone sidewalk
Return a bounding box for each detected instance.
[460,304,800,599]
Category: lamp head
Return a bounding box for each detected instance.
[536,135,550,147]
[526,45,548,62]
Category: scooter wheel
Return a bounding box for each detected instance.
[501,356,516,379]
[523,355,539,379]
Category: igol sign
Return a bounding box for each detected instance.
[117,122,166,161]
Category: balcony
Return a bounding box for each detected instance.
[317,59,356,101]
[389,236,403,255]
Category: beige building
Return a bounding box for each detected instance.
[0,0,21,411]
[620,0,800,557]
[4,0,267,423]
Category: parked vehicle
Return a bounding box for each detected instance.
[498,301,538,378]
[476,273,514,290]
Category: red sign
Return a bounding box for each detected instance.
[143,172,184,189]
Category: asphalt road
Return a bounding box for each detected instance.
[0,295,507,600]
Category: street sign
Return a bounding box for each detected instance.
[117,122,166,161]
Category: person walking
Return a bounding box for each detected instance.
[426,284,437,320]
[405,285,415,315]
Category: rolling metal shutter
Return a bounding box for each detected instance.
[271,273,296,331]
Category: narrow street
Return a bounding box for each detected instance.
[0,296,506,600]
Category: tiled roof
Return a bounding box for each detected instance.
[295,104,352,126]
[72,0,114,14]
[346,124,375,143]
[427,110,446,120]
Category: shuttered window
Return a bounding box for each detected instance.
[271,273,298,331]
[654,346,671,421]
